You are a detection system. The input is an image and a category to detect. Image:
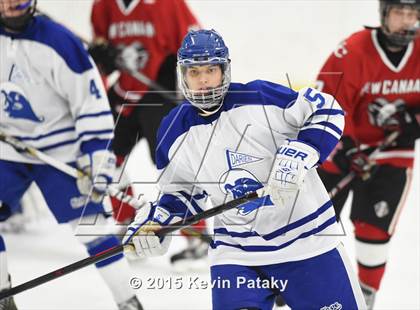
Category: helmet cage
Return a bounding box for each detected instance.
[380,2,420,47]
[177,56,231,112]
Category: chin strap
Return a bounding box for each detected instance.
[197,99,224,117]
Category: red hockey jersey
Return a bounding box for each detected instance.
[317,28,420,170]
[91,0,199,100]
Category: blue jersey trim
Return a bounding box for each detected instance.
[78,129,114,139]
[17,126,75,141]
[210,216,337,252]
[311,109,345,117]
[179,191,205,214]
[156,80,298,169]
[35,130,113,152]
[76,111,113,121]
[304,121,343,137]
[38,138,78,152]
[298,128,340,163]
[213,200,333,239]
[0,16,93,74]
[159,194,194,219]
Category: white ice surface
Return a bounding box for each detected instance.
[3,139,419,310]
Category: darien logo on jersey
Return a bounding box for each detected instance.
[219,169,274,216]
[0,82,44,123]
[226,150,263,170]
[361,78,420,96]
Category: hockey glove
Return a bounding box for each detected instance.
[76,149,116,204]
[115,42,149,73]
[368,98,409,130]
[266,140,319,207]
[122,203,179,259]
[88,40,119,75]
[332,136,375,179]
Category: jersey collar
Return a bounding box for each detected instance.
[371,29,414,73]
[116,0,141,16]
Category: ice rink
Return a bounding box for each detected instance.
[3,138,420,310]
[1,0,420,309]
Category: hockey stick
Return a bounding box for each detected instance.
[328,131,400,198]
[0,192,258,300]
[0,131,147,209]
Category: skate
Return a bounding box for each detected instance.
[170,238,209,272]
[360,282,376,310]
[117,295,143,310]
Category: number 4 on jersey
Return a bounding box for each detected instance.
[90,79,102,99]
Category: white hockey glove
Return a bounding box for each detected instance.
[76,150,116,204]
[122,203,178,259]
[266,140,320,207]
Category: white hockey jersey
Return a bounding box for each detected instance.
[155,80,345,266]
[0,16,114,163]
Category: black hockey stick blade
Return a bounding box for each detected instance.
[0,192,258,300]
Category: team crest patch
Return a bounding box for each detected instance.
[219,169,274,216]
[226,150,263,170]
[0,82,44,123]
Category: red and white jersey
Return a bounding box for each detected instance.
[317,28,420,169]
[91,0,199,100]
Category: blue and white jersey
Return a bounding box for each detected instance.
[156,80,345,266]
[0,16,114,163]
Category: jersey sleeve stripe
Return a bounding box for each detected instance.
[298,128,340,163]
[303,121,343,137]
[76,111,113,121]
[311,109,345,117]
[17,126,76,141]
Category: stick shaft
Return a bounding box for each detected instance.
[0,192,258,300]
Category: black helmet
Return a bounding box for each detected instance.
[0,0,37,31]
[379,0,420,47]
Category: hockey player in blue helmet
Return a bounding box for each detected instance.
[177,29,231,116]
[124,29,366,309]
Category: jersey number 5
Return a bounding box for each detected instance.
[90,79,102,99]
[303,88,325,109]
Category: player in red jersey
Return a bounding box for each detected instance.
[316,0,419,308]
[89,0,198,223]
[89,0,208,269]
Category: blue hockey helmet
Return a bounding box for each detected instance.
[379,0,420,47]
[0,0,37,31]
[177,29,231,114]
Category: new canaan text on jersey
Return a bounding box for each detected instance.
[361,78,420,95]
[108,21,155,39]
